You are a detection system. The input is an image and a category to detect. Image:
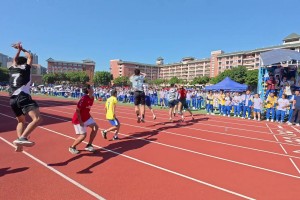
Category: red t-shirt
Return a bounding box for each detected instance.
[266,79,275,90]
[72,95,94,124]
[178,89,187,100]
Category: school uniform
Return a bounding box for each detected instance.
[242,94,253,119]
[265,96,277,121]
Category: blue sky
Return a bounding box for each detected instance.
[1,0,300,71]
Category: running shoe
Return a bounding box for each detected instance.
[113,136,119,140]
[85,144,95,152]
[102,130,107,139]
[69,147,79,154]
[141,118,145,123]
[153,115,157,120]
[13,138,35,147]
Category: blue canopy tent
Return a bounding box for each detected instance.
[205,77,248,91]
[258,49,300,99]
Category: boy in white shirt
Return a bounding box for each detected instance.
[253,94,263,121]
[276,94,290,123]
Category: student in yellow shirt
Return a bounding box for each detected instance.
[265,92,277,122]
[102,89,120,140]
[218,90,225,115]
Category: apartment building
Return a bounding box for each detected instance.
[159,57,210,81]
[110,33,300,80]
[47,58,95,81]
[110,59,160,81]
[213,33,300,76]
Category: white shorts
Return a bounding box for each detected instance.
[73,117,96,135]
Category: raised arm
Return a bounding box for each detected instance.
[21,47,33,65]
[140,72,147,77]
[12,44,22,66]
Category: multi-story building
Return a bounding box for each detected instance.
[0,53,12,67]
[213,33,300,75]
[110,33,300,80]
[47,58,95,81]
[159,57,210,81]
[110,59,159,81]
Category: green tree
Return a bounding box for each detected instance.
[245,69,258,89]
[79,72,89,83]
[209,77,219,84]
[113,76,130,86]
[190,76,210,85]
[169,77,183,85]
[93,71,112,86]
[42,73,57,84]
[0,67,9,83]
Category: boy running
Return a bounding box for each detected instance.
[130,69,146,123]
[9,43,42,152]
[178,85,194,121]
[102,90,121,140]
[168,84,178,122]
[143,82,157,120]
[69,85,99,154]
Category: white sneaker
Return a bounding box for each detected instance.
[287,122,292,126]
[258,119,261,121]
[228,115,230,117]
[211,113,215,115]
[271,119,274,122]
[296,124,300,127]
[242,117,245,119]
[85,145,95,152]
[13,138,35,147]
[248,118,251,120]
[253,118,256,121]
[266,119,269,122]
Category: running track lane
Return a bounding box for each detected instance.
[0,99,300,198]
[0,94,300,200]
[0,136,103,200]
[0,113,252,200]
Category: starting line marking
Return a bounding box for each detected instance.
[293,150,300,154]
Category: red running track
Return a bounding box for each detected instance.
[1,92,300,200]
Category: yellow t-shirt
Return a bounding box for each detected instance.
[218,94,225,105]
[105,96,117,120]
[265,96,277,108]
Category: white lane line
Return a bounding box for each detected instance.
[289,158,300,174]
[0,137,105,200]
[1,111,300,181]
[0,112,256,199]
[0,98,271,133]
[2,104,300,161]
[267,123,300,174]
[17,104,300,148]
[14,106,300,159]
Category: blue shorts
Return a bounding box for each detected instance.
[145,96,151,107]
[254,108,261,113]
[108,118,120,126]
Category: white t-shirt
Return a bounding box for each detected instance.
[277,98,290,111]
[253,98,262,109]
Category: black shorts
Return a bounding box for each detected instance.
[10,92,39,117]
[168,100,178,108]
[134,91,145,106]
[179,99,188,109]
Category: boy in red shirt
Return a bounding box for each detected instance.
[69,85,99,154]
[178,85,194,121]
